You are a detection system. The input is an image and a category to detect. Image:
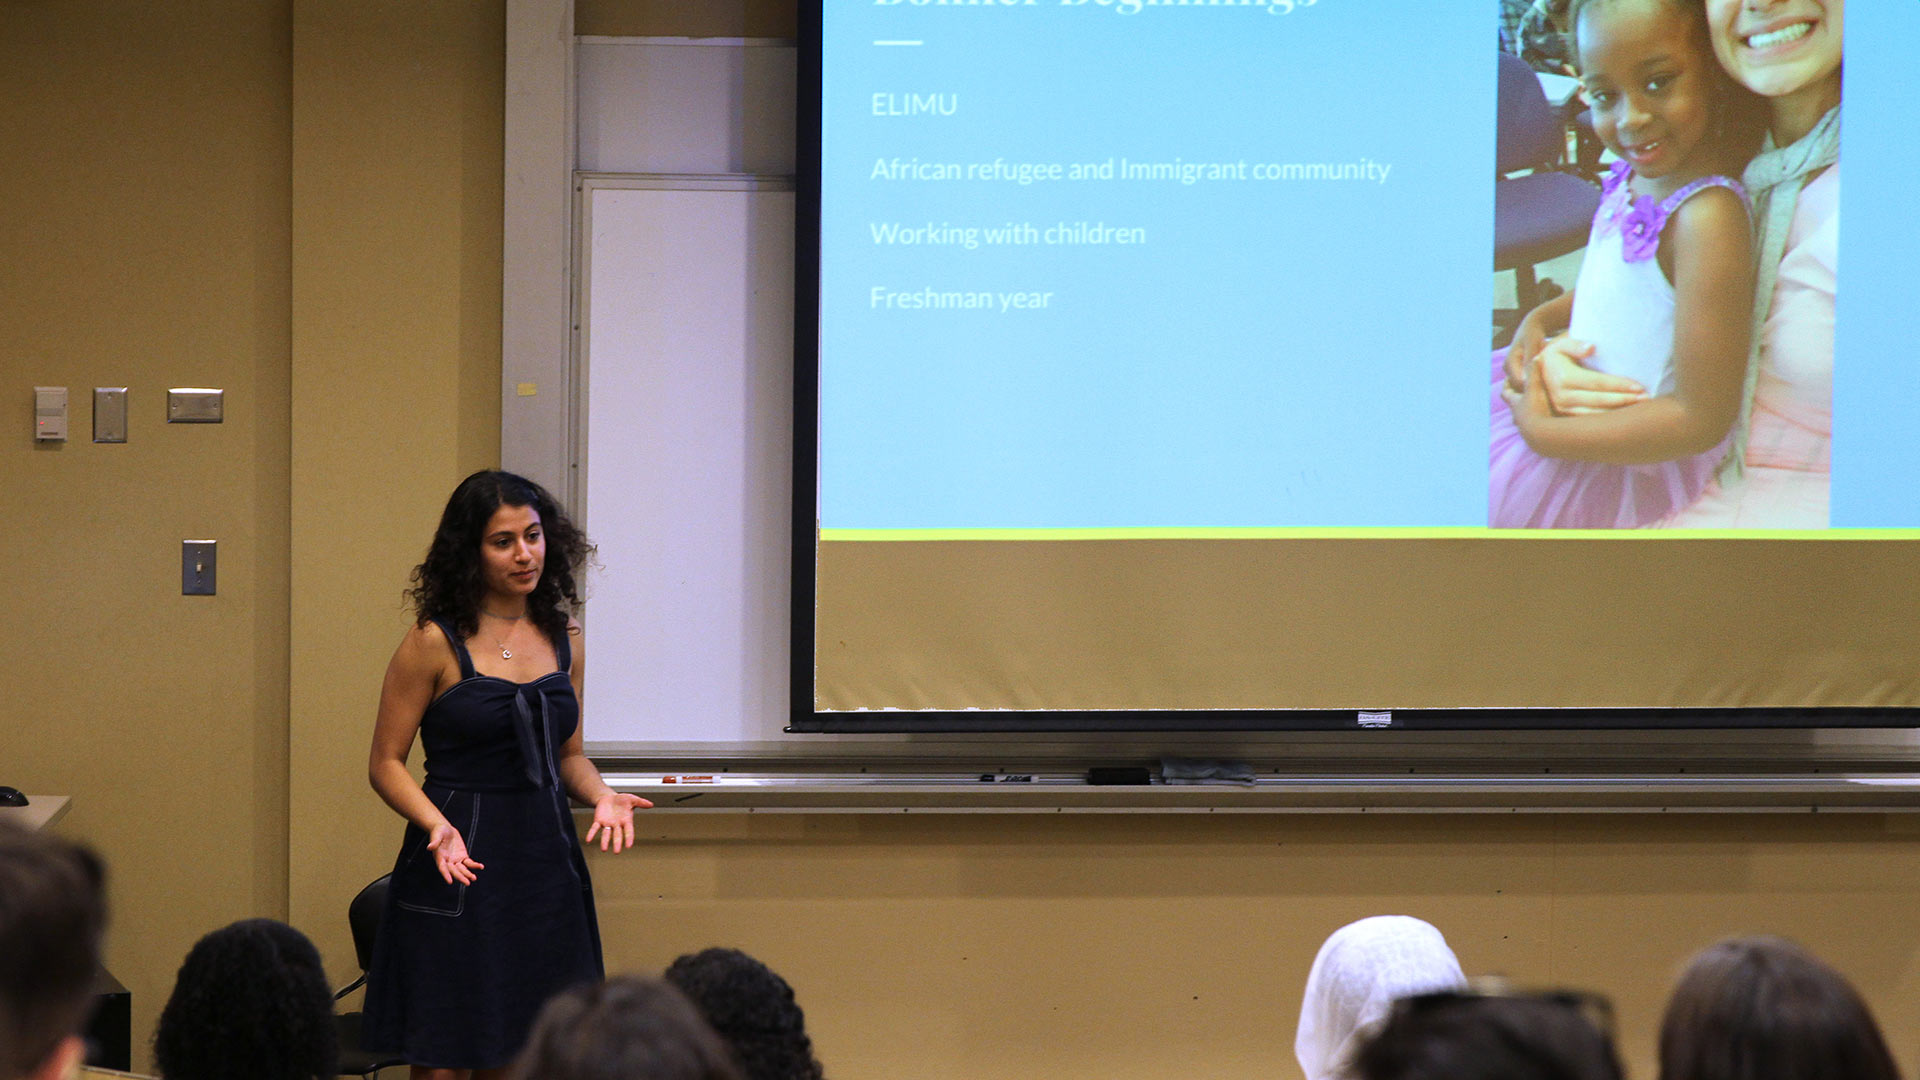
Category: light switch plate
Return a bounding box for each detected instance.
[167,388,223,423]
[94,387,128,442]
[182,540,217,596]
[34,387,67,441]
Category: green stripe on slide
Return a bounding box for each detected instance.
[816,527,1920,541]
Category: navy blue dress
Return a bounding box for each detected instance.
[362,620,603,1069]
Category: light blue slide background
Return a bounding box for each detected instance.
[818,1,1912,529]
[1829,2,1920,527]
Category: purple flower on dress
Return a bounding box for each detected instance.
[1616,196,1663,262]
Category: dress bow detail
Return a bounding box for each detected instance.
[512,678,585,877]
[510,681,561,790]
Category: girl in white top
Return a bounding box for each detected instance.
[1490,0,1758,528]
[1510,0,1842,529]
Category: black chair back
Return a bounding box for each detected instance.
[347,875,389,974]
[335,874,406,1077]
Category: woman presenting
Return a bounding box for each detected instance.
[363,470,651,1080]
[1512,0,1840,528]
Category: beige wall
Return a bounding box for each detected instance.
[285,0,507,1013]
[7,3,1919,1080]
[588,813,1920,1080]
[2,1,293,1067]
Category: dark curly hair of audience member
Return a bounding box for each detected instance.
[1354,992,1623,1080]
[1659,936,1902,1080]
[0,822,107,1080]
[152,919,338,1080]
[665,949,825,1080]
[405,469,595,647]
[511,976,740,1080]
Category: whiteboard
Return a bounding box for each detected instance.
[578,180,794,750]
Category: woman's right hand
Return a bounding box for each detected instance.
[427,823,484,885]
[1529,335,1648,415]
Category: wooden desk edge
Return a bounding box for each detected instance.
[0,795,72,831]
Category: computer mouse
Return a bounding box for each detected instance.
[0,787,28,807]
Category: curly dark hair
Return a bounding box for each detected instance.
[406,469,596,648]
[510,976,741,1080]
[664,949,824,1080]
[153,919,338,1080]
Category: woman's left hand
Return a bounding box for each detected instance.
[585,792,653,853]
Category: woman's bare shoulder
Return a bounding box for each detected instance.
[392,619,456,670]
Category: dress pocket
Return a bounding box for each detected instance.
[393,789,480,917]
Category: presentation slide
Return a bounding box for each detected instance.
[815,0,1916,535]
[802,0,1920,725]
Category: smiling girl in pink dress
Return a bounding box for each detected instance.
[1489,0,1759,528]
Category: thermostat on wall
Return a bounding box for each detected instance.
[34,387,67,441]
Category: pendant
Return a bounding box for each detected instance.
[501,648,513,659]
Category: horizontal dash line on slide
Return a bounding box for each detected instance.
[873,39,924,45]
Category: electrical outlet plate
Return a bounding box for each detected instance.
[167,388,223,423]
[94,387,127,442]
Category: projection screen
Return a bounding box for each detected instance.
[797,0,1920,731]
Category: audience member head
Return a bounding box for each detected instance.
[664,948,824,1080]
[1296,916,1468,1080]
[512,976,742,1080]
[152,919,338,1080]
[1354,990,1624,1080]
[1659,936,1901,1080]
[0,823,107,1080]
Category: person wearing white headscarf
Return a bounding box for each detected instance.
[1295,916,1468,1080]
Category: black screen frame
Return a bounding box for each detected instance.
[786,1,1914,736]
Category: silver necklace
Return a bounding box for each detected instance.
[480,611,524,660]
